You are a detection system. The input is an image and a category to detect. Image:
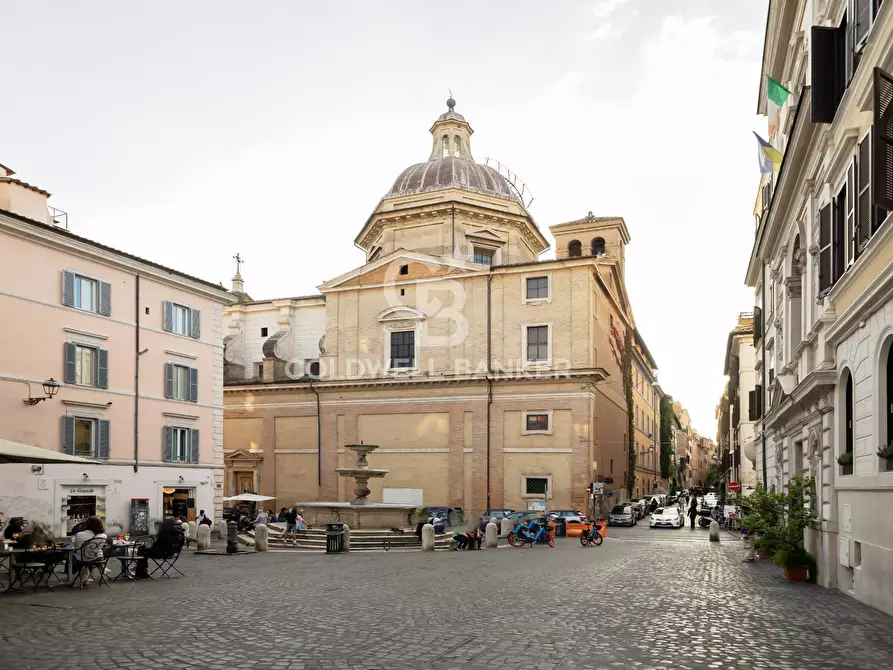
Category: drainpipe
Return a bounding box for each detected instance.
[486,273,493,509]
[761,262,768,485]
[134,274,141,473]
[310,380,322,489]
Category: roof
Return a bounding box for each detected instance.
[240,294,325,305]
[387,157,518,202]
[1,176,51,197]
[0,207,229,292]
[633,328,658,370]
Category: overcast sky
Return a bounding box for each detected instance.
[2,0,768,437]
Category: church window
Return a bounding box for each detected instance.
[390,330,415,369]
[454,135,462,157]
[592,237,606,257]
[261,327,268,337]
[442,135,450,158]
[399,264,409,275]
[473,248,493,265]
[568,240,582,257]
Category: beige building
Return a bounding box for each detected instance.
[0,162,231,534]
[223,99,643,516]
[631,330,664,497]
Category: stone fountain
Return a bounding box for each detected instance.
[296,444,419,529]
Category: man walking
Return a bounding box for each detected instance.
[688,498,698,530]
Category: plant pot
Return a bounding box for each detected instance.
[757,548,775,559]
[882,457,893,473]
[841,464,853,476]
[783,565,809,582]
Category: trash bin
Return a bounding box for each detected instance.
[326,522,345,554]
[553,518,567,537]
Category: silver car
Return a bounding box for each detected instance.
[608,504,637,527]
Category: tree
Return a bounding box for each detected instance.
[612,324,636,498]
[659,394,674,478]
[705,463,720,488]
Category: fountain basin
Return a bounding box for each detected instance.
[296,501,418,529]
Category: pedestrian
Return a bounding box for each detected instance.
[197,509,212,526]
[281,507,298,544]
[277,507,288,523]
[254,509,269,526]
[741,528,756,562]
[688,498,698,530]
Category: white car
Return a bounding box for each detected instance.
[649,507,683,529]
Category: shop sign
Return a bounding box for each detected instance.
[68,487,98,494]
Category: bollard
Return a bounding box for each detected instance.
[448,538,458,550]
[709,520,720,542]
[254,523,269,551]
[742,532,755,561]
[342,524,351,553]
[187,520,197,540]
[226,520,239,554]
[485,522,498,549]
[218,520,228,539]
[500,517,512,537]
[196,524,211,551]
[421,523,435,551]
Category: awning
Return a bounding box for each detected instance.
[221,493,276,502]
[0,438,102,465]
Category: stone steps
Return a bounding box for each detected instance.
[241,525,453,552]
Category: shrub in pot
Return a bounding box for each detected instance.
[877,443,893,472]
[754,535,780,559]
[773,546,816,583]
[837,451,853,475]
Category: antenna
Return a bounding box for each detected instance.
[484,157,535,208]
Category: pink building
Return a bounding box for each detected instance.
[0,163,230,535]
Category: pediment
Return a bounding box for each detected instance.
[377,305,426,322]
[465,227,506,242]
[224,448,263,463]
[318,249,481,291]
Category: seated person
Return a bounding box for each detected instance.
[3,517,25,542]
[453,531,469,550]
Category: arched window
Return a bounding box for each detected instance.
[453,135,462,157]
[841,370,854,474]
[568,240,582,257]
[442,135,450,158]
[882,339,893,457]
[591,237,606,257]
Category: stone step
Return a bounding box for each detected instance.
[239,530,453,552]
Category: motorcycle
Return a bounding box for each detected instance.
[507,518,554,548]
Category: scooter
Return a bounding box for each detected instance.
[507,518,554,547]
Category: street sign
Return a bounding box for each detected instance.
[592,482,604,495]
[729,481,741,493]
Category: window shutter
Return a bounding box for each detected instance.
[97,348,109,389]
[872,67,893,212]
[848,160,857,262]
[833,186,847,282]
[811,26,840,123]
[748,390,758,421]
[62,271,75,307]
[98,419,110,460]
[189,308,201,339]
[845,10,855,86]
[854,0,871,45]
[63,342,77,384]
[819,204,832,292]
[163,426,173,462]
[753,306,762,344]
[62,416,75,455]
[857,133,873,250]
[163,301,173,332]
[98,281,112,316]
[189,429,199,464]
[188,367,198,403]
[164,363,174,399]
[756,384,764,418]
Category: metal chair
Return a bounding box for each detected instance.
[70,538,111,589]
[113,536,153,581]
[6,543,62,593]
[147,533,186,579]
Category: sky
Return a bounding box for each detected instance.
[1,0,768,437]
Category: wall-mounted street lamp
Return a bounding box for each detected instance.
[23,378,61,406]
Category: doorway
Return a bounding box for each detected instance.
[162,487,196,522]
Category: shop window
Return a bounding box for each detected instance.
[568,240,582,257]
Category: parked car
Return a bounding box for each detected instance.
[410,506,464,531]
[478,508,514,531]
[608,504,637,526]
[547,509,589,524]
[649,507,683,529]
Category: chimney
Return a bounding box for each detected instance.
[0,162,53,224]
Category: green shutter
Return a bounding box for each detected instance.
[62,416,75,455]
[98,420,110,460]
[63,343,77,384]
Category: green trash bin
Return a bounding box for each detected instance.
[326,522,345,553]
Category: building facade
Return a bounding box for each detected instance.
[631,330,664,497]
[223,100,643,517]
[746,0,893,615]
[0,163,230,535]
[719,313,758,490]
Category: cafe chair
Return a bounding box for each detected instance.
[147,533,186,579]
[6,542,62,593]
[70,537,111,589]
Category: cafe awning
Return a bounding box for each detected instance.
[221,493,276,502]
[0,438,102,465]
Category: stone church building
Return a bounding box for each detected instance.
[223,99,641,516]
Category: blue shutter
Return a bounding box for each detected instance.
[164,363,174,399]
[163,426,173,462]
[64,343,77,384]
[163,301,173,332]
[188,367,198,403]
[62,416,75,455]
[189,429,199,464]
[190,308,201,339]
[97,349,109,389]
[62,271,75,307]
[98,420,110,460]
[98,281,112,316]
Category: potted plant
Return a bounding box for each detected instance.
[754,535,780,559]
[837,451,853,475]
[877,443,893,472]
[731,483,783,558]
[772,476,819,583]
[773,545,816,582]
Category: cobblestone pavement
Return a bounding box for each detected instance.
[1,529,891,670]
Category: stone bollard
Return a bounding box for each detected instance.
[196,524,211,551]
[448,538,458,550]
[485,522,498,549]
[709,520,720,542]
[421,523,435,551]
[187,520,197,539]
[342,524,351,553]
[255,523,269,551]
[218,520,228,539]
[500,517,512,537]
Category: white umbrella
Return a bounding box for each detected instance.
[0,438,101,465]
[221,493,276,502]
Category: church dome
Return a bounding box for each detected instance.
[385,97,518,202]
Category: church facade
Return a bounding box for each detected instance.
[222,99,640,516]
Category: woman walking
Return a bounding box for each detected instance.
[688,498,698,530]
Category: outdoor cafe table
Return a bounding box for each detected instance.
[0,546,74,591]
[110,541,138,581]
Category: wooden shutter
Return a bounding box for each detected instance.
[97,349,109,389]
[855,0,871,45]
[162,426,173,462]
[848,160,857,262]
[872,67,893,212]
[818,204,832,292]
[188,367,198,403]
[62,271,75,307]
[812,26,840,123]
[753,306,762,344]
[164,363,174,399]
[748,390,757,421]
[189,308,201,339]
[189,429,200,464]
[62,416,75,455]
[845,9,855,86]
[756,384,763,418]
[98,419,110,460]
[163,301,173,332]
[833,185,847,282]
[857,133,873,251]
[63,342,77,384]
[98,281,111,316]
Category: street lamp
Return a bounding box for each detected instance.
[23,378,61,406]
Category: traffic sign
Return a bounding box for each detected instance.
[729,481,741,493]
[591,482,604,495]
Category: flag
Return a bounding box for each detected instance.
[754,132,782,173]
[767,76,791,137]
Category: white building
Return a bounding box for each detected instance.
[747,0,893,615]
[722,313,758,488]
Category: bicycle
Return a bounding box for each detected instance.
[507,518,554,548]
[579,523,603,547]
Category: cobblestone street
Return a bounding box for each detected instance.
[1,528,891,670]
